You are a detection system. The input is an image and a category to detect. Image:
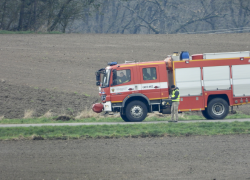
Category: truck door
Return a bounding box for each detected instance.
[110,66,137,103]
[139,66,161,100]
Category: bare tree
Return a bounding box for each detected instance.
[0,0,99,32]
[0,0,8,29]
[1,0,250,33]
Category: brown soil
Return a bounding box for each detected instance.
[1,33,250,179]
[0,82,98,119]
[0,135,250,180]
[0,33,250,118]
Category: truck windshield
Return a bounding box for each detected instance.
[101,69,110,87]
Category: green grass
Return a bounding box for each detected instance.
[0,116,195,124]
[0,121,250,140]
[225,113,250,119]
[0,112,249,124]
[0,117,123,124]
[0,30,62,34]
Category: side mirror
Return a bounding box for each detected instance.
[95,71,100,81]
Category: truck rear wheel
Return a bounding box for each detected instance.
[207,98,229,119]
[125,100,148,122]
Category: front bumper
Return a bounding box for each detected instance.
[103,101,112,111]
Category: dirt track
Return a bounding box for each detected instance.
[0,135,250,180]
[1,33,250,118]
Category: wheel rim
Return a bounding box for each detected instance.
[130,105,143,118]
[212,103,225,116]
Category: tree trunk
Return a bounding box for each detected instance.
[18,0,25,31]
[33,0,37,31]
[47,0,54,30]
[0,0,8,29]
[48,0,73,32]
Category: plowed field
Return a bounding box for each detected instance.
[1,135,250,179]
[0,33,250,118]
[1,33,250,179]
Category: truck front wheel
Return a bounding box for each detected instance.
[201,109,212,120]
[207,98,229,119]
[125,100,148,122]
[120,112,130,122]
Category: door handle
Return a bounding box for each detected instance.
[128,88,134,90]
[154,86,159,88]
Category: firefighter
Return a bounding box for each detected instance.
[143,69,151,80]
[118,72,128,84]
[169,85,180,122]
[151,68,156,80]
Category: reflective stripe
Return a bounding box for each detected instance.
[118,79,129,84]
[172,89,180,102]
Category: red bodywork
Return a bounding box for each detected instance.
[174,57,250,111]
[93,52,250,114]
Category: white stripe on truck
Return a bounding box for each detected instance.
[110,82,168,93]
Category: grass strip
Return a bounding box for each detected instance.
[0,113,249,124]
[0,121,250,140]
[0,117,123,124]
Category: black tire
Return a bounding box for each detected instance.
[207,98,229,119]
[201,109,212,120]
[120,112,130,122]
[125,100,148,122]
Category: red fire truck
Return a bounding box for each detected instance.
[92,51,250,122]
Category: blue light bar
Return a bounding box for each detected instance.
[107,62,117,66]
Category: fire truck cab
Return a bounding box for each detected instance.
[93,51,250,122]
